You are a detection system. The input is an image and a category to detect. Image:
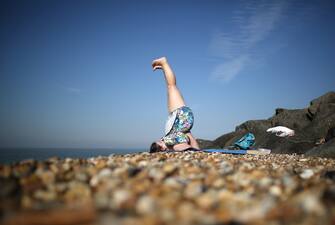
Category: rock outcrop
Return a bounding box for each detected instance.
[199,91,335,157]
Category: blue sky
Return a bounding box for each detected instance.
[1,0,334,149]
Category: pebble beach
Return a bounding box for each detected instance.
[1,151,335,225]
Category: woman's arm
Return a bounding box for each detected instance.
[186,132,200,149]
[152,57,186,113]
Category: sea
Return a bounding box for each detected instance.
[0,148,145,164]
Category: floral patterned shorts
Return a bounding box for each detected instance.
[162,106,194,146]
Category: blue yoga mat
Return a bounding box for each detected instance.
[203,149,247,154]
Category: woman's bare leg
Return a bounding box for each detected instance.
[152,57,185,113]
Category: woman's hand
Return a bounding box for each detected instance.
[152,57,168,71]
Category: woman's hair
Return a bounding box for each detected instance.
[150,142,160,153]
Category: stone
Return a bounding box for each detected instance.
[0,177,20,199]
[110,189,135,210]
[300,169,314,179]
[2,148,335,224]
[323,170,335,181]
[0,165,11,178]
[75,171,88,182]
[176,202,197,223]
[94,192,110,209]
[163,163,177,175]
[89,168,112,187]
[35,169,55,185]
[195,191,218,210]
[127,167,142,177]
[218,161,234,175]
[64,181,91,203]
[269,185,282,197]
[148,168,165,181]
[62,162,71,171]
[3,204,97,225]
[20,174,44,193]
[136,195,156,215]
[298,192,325,216]
[184,181,205,199]
[164,177,183,189]
[322,185,335,206]
[33,189,57,201]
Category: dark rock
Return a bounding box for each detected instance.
[12,160,37,178]
[197,139,214,149]
[211,131,244,148]
[260,135,315,154]
[326,127,335,142]
[271,108,310,130]
[307,91,335,120]
[0,177,20,199]
[305,138,335,158]
[200,92,335,157]
[0,177,21,211]
[303,104,335,141]
[322,185,335,206]
[127,167,141,177]
[322,170,335,182]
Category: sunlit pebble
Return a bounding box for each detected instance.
[269,185,282,196]
[300,169,314,179]
[89,168,112,187]
[136,195,156,215]
[62,163,71,171]
[138,160,149,167]
[3,151,335,225]
[219,161,233,175]
[111,189,131,208]
[98,168,113,177]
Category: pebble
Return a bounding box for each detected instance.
[1,152,335,225]
[0,177,20,198]
[299,158,309,162]
[196,190,218,210]
[148,168,165,181]
[163,163,177,175]
[62,162,71,171]
[323,170,335,181]
[35,169,55,185]
[136,195,156,215]
[90,168,112,187]
[64,181,91,203]
[164,177,183,189]
[184,181,204,199]
[94,192,110,209]
[110,189,135,210]
[33,189,57,201]
[269,185,282,196]
[300,169,314,179]
[218,161,234,175]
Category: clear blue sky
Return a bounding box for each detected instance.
[1,0,334,149]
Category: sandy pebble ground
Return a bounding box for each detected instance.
[1,151,335,225]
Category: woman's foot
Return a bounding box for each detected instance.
[152,57,168,71]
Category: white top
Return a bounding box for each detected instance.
[164,110,178,135]
[266,126,295,137]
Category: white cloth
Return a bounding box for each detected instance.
[165,110,177,135]
[266,126,295,137]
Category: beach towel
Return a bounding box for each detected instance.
[203,148,271,155]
